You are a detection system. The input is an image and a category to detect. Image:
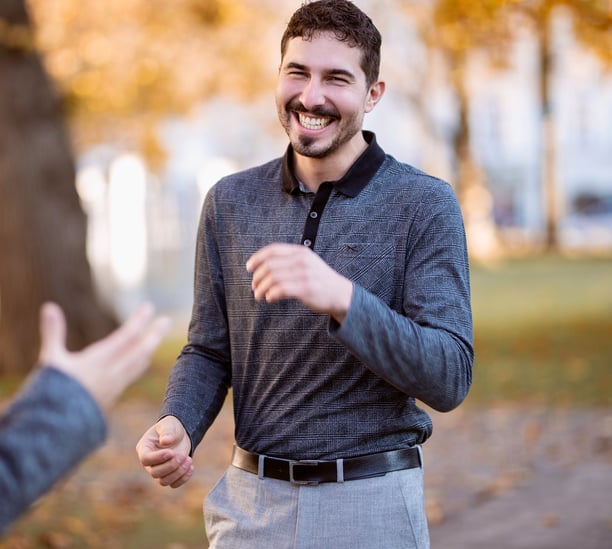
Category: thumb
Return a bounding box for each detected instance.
[38,302,67,364]
[157,416,184,448]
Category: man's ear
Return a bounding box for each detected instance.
[365,80,385,113]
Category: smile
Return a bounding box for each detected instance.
[297,113,333,131]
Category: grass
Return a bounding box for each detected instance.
[467,255,612,406]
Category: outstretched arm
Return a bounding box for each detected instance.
[39,302,171,409]
[0,302,170,532]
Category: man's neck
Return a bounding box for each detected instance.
[293,134,368,193]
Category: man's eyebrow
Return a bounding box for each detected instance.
[284,62,308,71]
[283,62,356,81]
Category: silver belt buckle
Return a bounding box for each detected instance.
[289,460,320,485]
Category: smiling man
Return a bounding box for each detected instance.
[136,1,473,548]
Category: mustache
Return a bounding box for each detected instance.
[287,100,340,119]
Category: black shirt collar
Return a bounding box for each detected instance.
[281,131,385,197]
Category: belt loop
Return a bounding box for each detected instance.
[336,458,344,483]
[257,454,265,480]
[416,445,424,469]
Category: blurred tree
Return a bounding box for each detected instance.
[510,0,612,250]
[404,0,611,254]
[404,0,512,260]
[27,0,282,161]
[0,0,116,375]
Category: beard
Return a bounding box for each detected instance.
[277,100,363,159]
[294,134,337,159]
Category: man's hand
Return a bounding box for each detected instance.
[136,416,194,488]
[246,243,353,323]
[38,302,171,409]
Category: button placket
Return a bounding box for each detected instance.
[300,182,333,251]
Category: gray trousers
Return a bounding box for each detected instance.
[204,452,430,548]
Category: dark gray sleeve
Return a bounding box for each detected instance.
[160,189,231,455]
[0,367,107,532]
[160,188,231,453]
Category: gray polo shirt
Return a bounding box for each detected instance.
[162,132,473,460]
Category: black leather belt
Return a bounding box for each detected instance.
[231,445,421,485]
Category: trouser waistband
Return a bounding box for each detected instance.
[231,444,421,485]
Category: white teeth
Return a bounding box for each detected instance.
[298,113,331,130]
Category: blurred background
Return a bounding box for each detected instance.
[0,0,611,547]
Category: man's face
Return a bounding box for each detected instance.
[276,32,379,161]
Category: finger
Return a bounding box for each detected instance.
[123,301,156,333]
[246,243,293,273]
[112,315,172,386]
[157,416,190,451]
[146,453,190,480]
[252,255,304,302]
[251,266,273,300]
[136,424,175,463]
[169,466,194,489]
[138,448,175,468]
[157,457,193,487]
[246,247,270,273]
[38,302,67,364]
[250,254,292,296]
[105,302,157,354]
[83,303,158,364]
[138,316,172,361]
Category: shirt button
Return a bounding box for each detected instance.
[303,239,312,247]
[309,211,318,219]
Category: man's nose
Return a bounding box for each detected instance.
[299,78,325,110]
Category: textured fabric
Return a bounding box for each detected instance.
[161,132,473,460]
[0,367,107,532]
[204,462,430,548]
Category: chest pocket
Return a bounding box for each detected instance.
[334,242,398,304]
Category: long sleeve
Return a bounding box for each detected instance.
[160,188,232,452]
[0,367,107,532]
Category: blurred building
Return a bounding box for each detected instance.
[469,13,612,251]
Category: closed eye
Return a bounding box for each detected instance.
[326,69,355,85]
[284,62,309,79]
[327,75,350,85]
[287,70,308,79]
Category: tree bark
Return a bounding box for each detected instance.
[0,0,116,375]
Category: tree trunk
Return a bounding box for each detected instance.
[538,10,560,251]
[0,0,116,376]
[451,59,501,262]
